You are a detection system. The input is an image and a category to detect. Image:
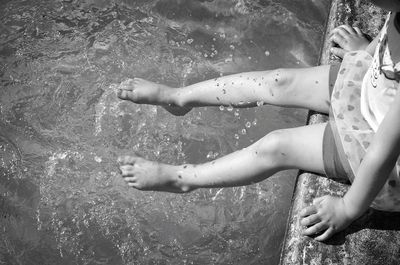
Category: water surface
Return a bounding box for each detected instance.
[0,0,329,264]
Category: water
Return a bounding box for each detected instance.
[0,0,330,264]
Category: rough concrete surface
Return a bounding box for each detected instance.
[279,1,400,264]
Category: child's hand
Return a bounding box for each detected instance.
[300,195,354,241]
[329,25,370,58]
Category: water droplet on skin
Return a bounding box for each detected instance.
[187,38,194,44]
[234,134,240,140]
[234,111,240,117]
[252,118,258,126]
[227,106,233,112]
[245,122,251,128]
[265,50,270,56]
[230,45,235,50]
[256,101,264,107]
[219,105,225,111]
[241,129,247,135]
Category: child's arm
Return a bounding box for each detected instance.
[300,86,400,241]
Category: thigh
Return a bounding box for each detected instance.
[276,64,339,113]
[276,123,327,175]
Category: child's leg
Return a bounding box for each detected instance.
[117,65,333,115]
[118,123,326,193]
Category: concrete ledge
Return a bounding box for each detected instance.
[279,1,400,264]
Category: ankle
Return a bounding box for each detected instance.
[167,87,187,107]
[163,164,194,193]
[157,86,175,105]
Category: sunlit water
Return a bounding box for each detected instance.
[0,0,329,264]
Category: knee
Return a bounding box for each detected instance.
[252,130,287,165]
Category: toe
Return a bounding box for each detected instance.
[119,79,135,90]
[117,89,136,100]
[118,155,139,165]
[133,77,143,84]
[128,182,140,189]
[120,165,135,175]
[122,176,136,182]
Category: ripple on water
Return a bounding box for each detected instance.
[0,0,327,263]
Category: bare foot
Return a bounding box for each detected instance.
[116,78,192,116]
[329,25,371,58]
[117,155,192,193]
